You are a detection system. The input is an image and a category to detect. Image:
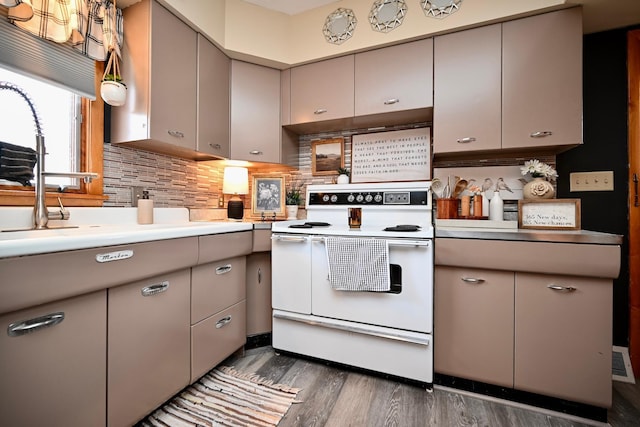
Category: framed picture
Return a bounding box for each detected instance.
[518,199,581,230]
[251,174,286,219]
[312,138,344,176]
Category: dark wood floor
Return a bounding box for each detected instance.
[223,346,640,427]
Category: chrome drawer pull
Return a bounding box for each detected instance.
[209,143,221,149]
[249,150,263,155]
[167,130,185,138]
[271,235,308,243]
[547,284,576,292]
[216,316,232,329]
[258,267,262,284]
[456,137,476,144]
[461,277,485,284]
[216,264,232,275]
[313,108,327,115]
[8,312,64,337]
[383,98,399,105]
[530,131,553,138]
[141,281,169,297]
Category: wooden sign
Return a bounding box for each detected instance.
[350,128,430,183]
[518,199,581,230]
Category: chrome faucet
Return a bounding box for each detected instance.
[0,81,99,229]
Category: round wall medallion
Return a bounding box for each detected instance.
[421,0,463,19]
[323,8,357,45]
[369,0,407,33]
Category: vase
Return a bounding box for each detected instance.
[523,177,555,199]
[337,174,349,184]
[489,191,503,221]
[286,205,299,220]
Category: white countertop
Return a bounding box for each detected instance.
[0,207,253,258]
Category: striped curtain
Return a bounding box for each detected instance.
[0,0,123,61]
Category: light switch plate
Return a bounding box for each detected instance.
[569,171,614,192]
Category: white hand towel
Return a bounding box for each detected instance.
[325,237,390,292]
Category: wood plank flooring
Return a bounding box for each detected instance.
[222,346,640,427]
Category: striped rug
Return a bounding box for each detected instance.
[140,366,301,427]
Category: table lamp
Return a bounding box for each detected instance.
[223,166,249,220]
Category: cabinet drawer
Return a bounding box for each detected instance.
[0,291,107,427]
[192,256,247,324]
[198,231,252,264]
[191,300,247,383]
[252,229,272,252]
[0,236,198,315]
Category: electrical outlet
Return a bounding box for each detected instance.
[569,171,614,192]
[218,194,225,208]
[131,186,144,207]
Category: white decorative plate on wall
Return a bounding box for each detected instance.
[323,8,357,44]
[369,0,407,33]
[421,0,463,19]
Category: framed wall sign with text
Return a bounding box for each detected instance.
[518,199,581,230]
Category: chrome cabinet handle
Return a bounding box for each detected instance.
[8,312,64,337]
[547,284,577,292]
[258,267,262,284]
[249,150,263,156]
[530,131,553,138]
[456,137,476,144]
[167,130,185,138]
[271,235,308,243]
[215,264,232,275]
[141,281,169,297]
[209,143,221,149]
[383,98,399,105]
[215,316,232,329]
[313,108,327,115]
[461,277,485,284]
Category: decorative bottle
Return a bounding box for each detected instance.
[137,190,154,224]
[488,191,503,221]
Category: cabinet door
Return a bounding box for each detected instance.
[149,1,197,149]
[433,24,501,153]
[271,235,311,313]
[197,34,230,157]
[290,55,354,124]
[246,252,272,336]
[502,8,582,149]
[108,269,191,427]
[355,38,433,116]
[514,273,612,407]
[0,291,106,427]
[230,60,282,163]
[435,267,515,387]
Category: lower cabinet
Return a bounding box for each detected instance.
[107,269,191,427]
[435,265,613,407]
[0,291,107,427]
[246,251,272,336]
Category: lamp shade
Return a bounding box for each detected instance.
[222,167,249,195]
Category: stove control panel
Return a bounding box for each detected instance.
[309,190,428,206]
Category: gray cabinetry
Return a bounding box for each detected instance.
[290,55,354,124]
[0,291,107,427]
[355,38,433,116]
[197,34,230,158]
[230,60,282,163]
[247,251,272,336]
[433,24,502,153]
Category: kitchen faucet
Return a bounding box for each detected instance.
[0,81,99,229]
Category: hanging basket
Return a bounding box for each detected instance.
[101,32,126,107]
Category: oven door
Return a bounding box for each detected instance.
[271,234,312,314]
[310,236,433,333]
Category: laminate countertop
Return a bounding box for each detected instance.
[436,226,623,245]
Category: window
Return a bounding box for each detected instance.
[0,63,104,207]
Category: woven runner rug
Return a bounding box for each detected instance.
[139,366,301,427]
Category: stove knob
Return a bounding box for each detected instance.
[322,194,330,202]
[365,194,373,203]
[347,194,355,203]
[330,195,338,203]
[374,194,383,203]
[356,194,364,202]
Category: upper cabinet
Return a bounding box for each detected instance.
[111,0,227,161]
[230,60,282,163]
[502,8,583,150]
[197,34,230,158]
[433,24,502,153]
[290,55,355,125]
[355,38,433,116]
[433,8,582,155]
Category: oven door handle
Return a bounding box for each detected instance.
[271,235,308,243]
[311,237,431,248]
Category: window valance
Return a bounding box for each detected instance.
[0,0,123,61]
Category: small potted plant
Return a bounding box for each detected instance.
[101,50,127,107]
[337,167,350,184]
[285,181,303,220]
